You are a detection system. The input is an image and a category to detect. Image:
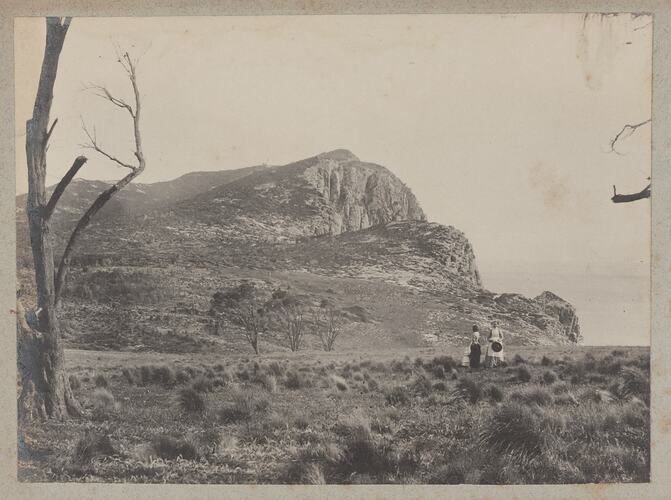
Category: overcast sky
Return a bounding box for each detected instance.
[15,15,651,344]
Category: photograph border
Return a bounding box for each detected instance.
[1,1,669,498]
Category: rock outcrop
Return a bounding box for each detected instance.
[304,150,426,235]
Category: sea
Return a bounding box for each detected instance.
[480,263,650,347]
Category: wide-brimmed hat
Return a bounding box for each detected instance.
[491,341,503,352]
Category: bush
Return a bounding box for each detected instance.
[620,366,649,404]
[480,403,544,457]
[432,381,448,392]
[178,387,206,414]
[385,386,409,406]
[541,370,558,385]
[69,374,81,390]
[456,377,482,404]
[266,361,285,377]
[338,433,395,480]
[485,384,504,402]
[191,375,213,393]
[432,365,446,379]
[541,355,553,366]
[152,365,176,386]
[73,432,115,464]
[410,375,432,397]
[175,369,191,384]
[512,354,526,365]
[284,370,309,390]
[511,387,553,406]
[331,375,349,392]
[91,387,115,415]
[219,391,271,425]
[516,366,532,383]
[121,368,136,385]
[151,435,198,460]
[94,374,108,388]
[433,356,457,371]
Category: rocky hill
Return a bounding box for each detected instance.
[16,149,580,353]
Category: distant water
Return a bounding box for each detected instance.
[480,265,650,346]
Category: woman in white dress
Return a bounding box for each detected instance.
[485,321,505,367]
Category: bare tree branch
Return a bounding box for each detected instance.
[55,51,146,304]
[81,120,136,170]
[612,183,651,203]
[84,82,135,116]
[44,156,88,219]
[609,119,651,154]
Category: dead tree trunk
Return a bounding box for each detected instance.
[21,17,82,419]
[20,18,147,420]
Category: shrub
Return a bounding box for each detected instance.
[410,375,432,397]
[432,381,448,392]
[121,368,136,385]
[91,387,115,415]
[219,391,271,425]
[338,432,395,479]
[266,361,285,377]
[541,370,558,385]
[73,432,115,464]
[152,365,176,386]
[485,384,504,402]
[433,356,457,371]
[512,354,526,365]
[331,375,349,392]
[385,386,409,406]
[69,374,81,390]
[293,415,310,430]
[257,373,277,393]
[511,387,553,406]
[480,403,544,457]
[432,365,446,379]
[516,366,532,383]
[94,374,108,388]
[367,378,380,392]
[456,377,482,404]
[151,435,198,460]
[284,370,309,390]
[191,375,213,393]
[178,387,206,414]
[541,355,553,366]
[620,366,649,404]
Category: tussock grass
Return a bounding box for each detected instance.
[73,432,115,464]
[177,387,206,414]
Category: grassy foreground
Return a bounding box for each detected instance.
[18,345,649,484]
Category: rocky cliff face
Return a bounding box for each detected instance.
[303,150,426,235]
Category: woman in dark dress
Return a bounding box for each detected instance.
[469,324,481,369]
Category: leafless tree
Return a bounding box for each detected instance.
[278,303,306,352]
[312,303,343,351]
[230,299,268,355]
[608,119,651,203]
[19,17,146,420]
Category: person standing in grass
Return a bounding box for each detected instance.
[485,320,505,367]
[469,324,482,369]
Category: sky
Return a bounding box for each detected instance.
[15,15,652,345]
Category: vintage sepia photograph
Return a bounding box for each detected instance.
[15,13,651,485]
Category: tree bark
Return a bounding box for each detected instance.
[611,184,651,203]
[21,17,83,419]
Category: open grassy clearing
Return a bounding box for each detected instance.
[18,345,649,484]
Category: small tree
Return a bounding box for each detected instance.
[230,299,268,355]
[278,300,305,352]
[313,301,342,351]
